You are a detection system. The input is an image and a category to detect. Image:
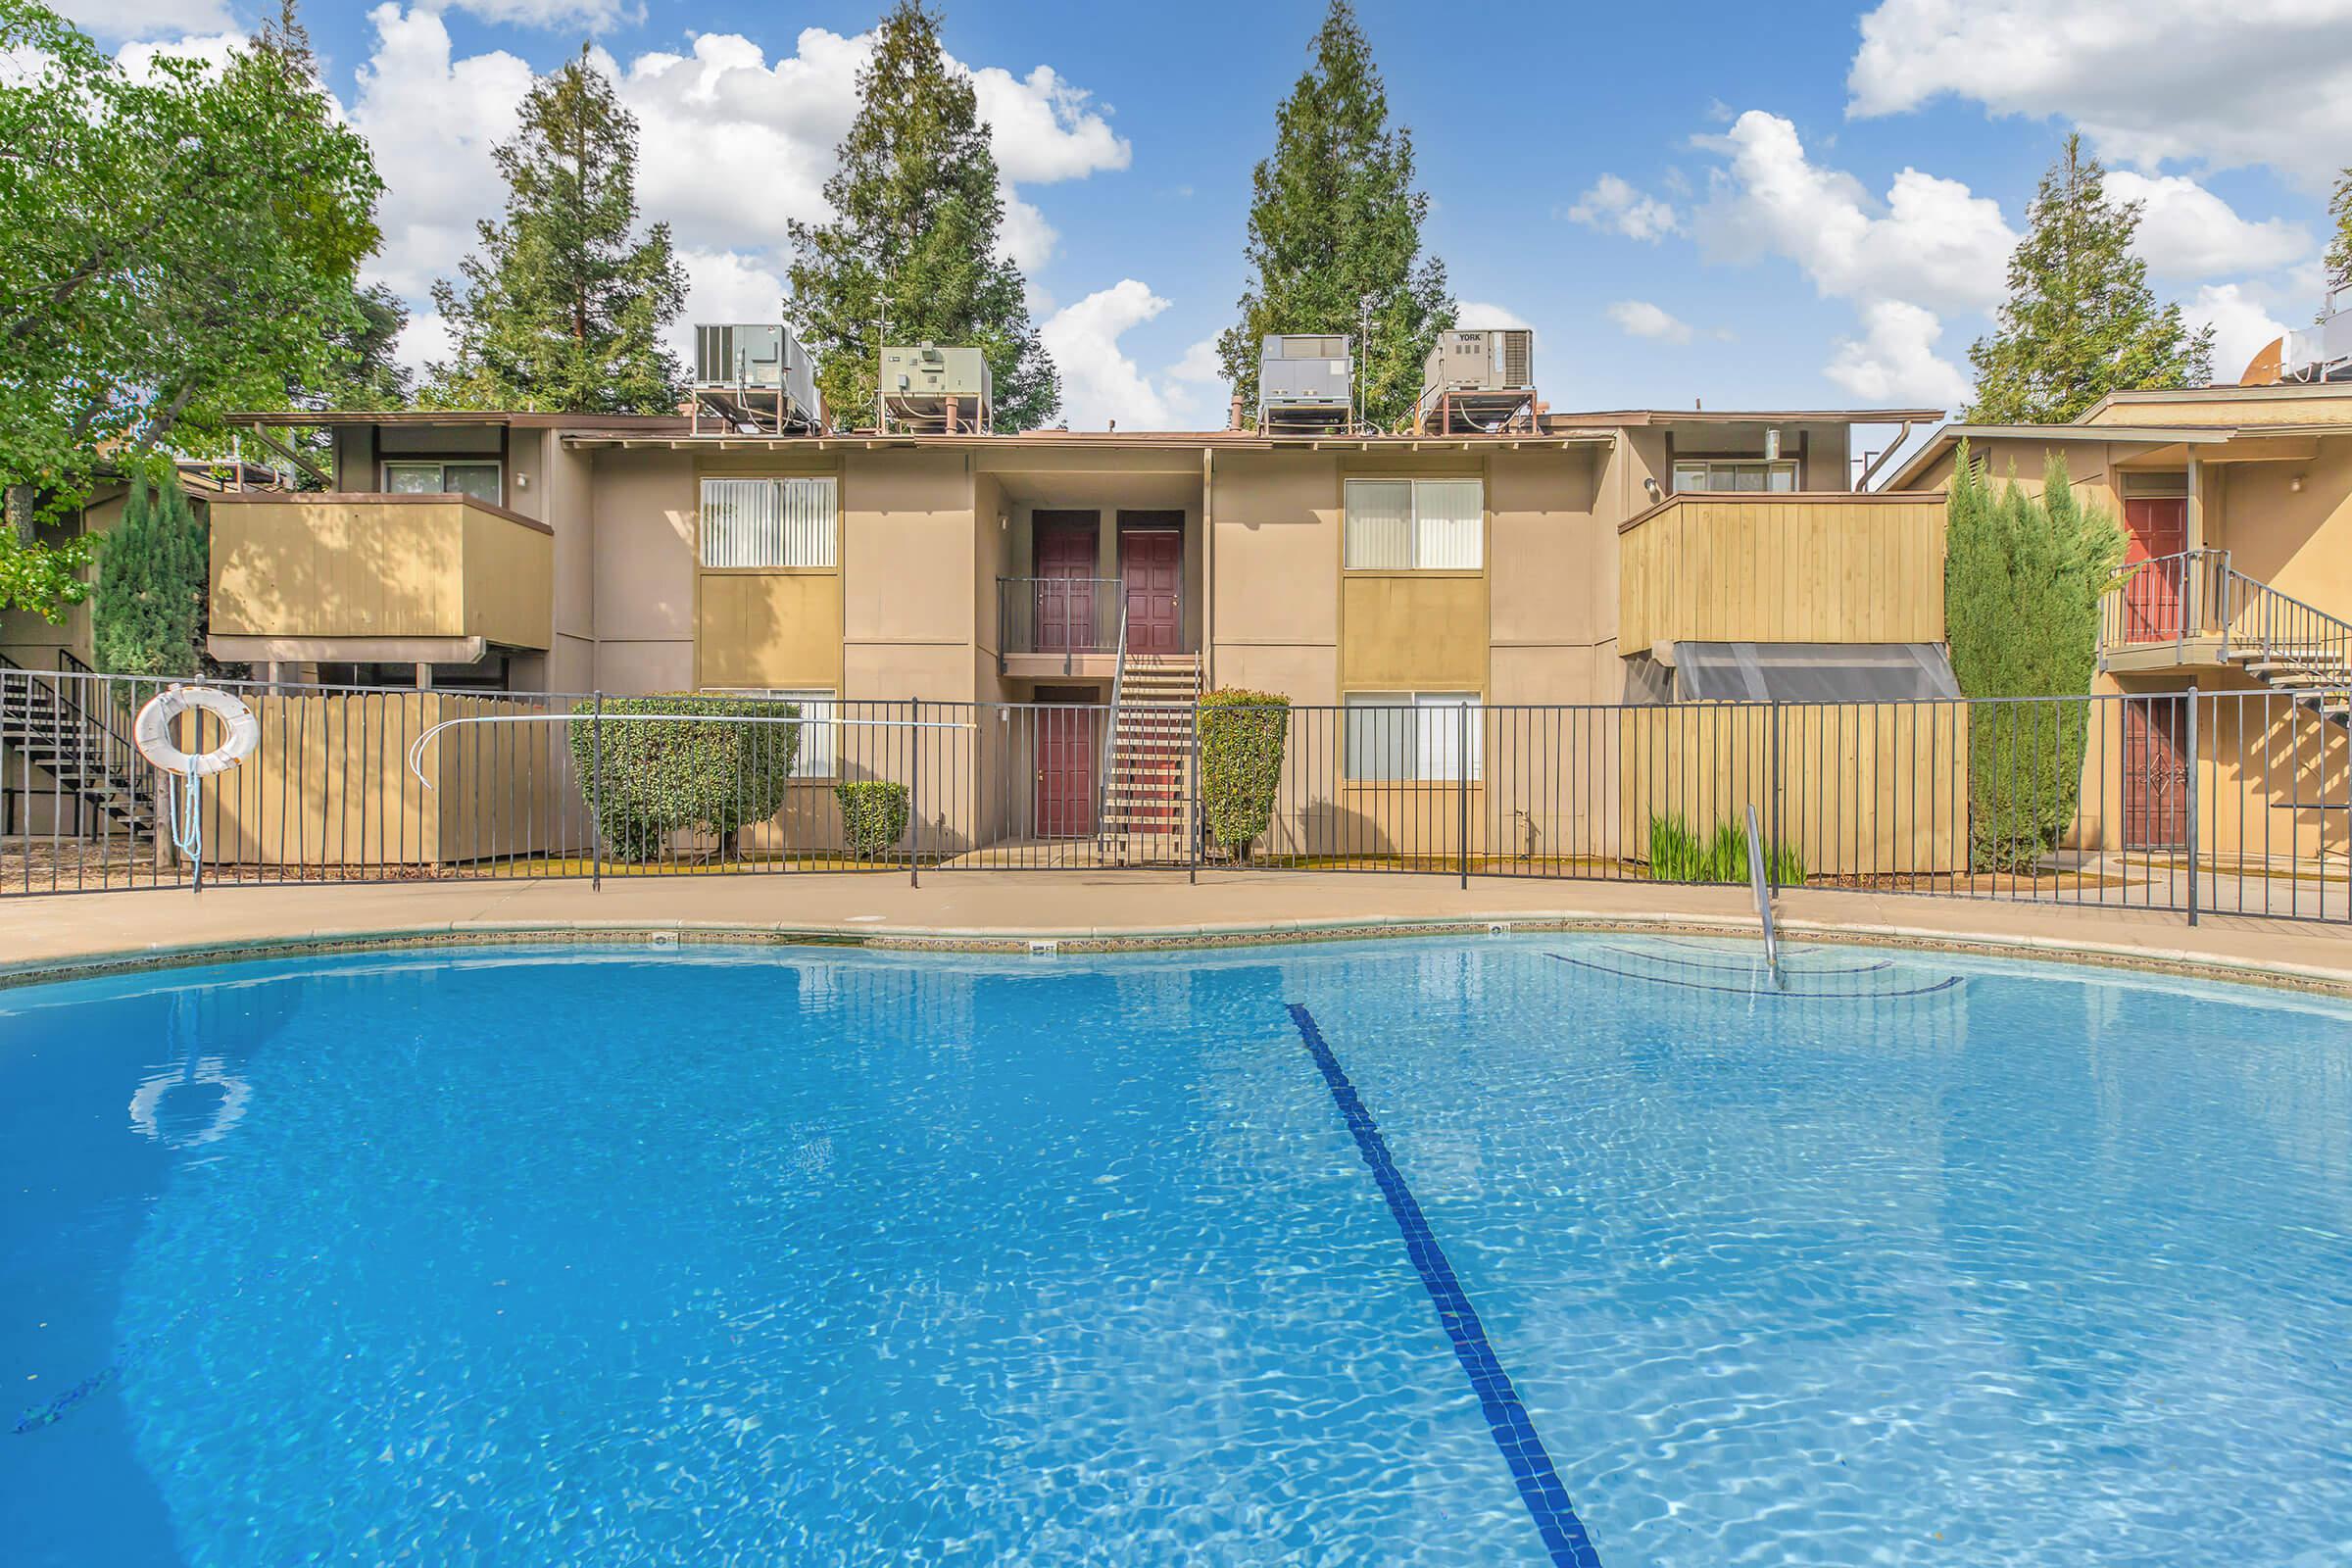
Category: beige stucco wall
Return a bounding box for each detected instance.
[841,449,975,703]
[1209,451,1342,703]
[2211,432,2352,617]
[587,449,697,693]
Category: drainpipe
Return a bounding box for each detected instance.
[1854,420,1917,492]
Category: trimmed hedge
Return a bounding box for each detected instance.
[1644,814,1804,885]
[835,779,909,859]
[1198,687,1289,860]
[568,694,802,862]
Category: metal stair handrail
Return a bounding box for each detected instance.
[1094,595,1128,851]
[2223,561,2352,681]
[1,654,155,813]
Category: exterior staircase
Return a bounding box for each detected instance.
[0,657,157,832]
[2105,550,2352,727]
[1099,652,1199,864]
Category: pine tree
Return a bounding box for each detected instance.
[91,477,205,677]
[2323,166,2352,312]
[1943,442,2125,869]
[785,1,1057,432]
[426,48,685,414]
[1968,134,2213,423]
[1215,0,1453,430]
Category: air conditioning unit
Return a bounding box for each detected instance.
[1258,334,1353,432]
[690,323,823,433]
[879,343,993,433]
[1424,327,1535,393]
[2281,305,2352,384]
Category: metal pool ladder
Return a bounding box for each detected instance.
[1744,803,1785,990]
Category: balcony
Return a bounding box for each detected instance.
[2100,550,2352,710]
[208,492,554,665]
[997,576,1126,678]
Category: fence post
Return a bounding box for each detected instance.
[1188,697,1200,886]
[1457,704,1470,890]
[908,699,920,888]
[1767,699,1783,893]
[2184,683,2199,926]
[590,690,604,893]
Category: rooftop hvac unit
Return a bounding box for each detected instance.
[2281,305,2352,384]
[690,322,823,434]
[1257,334,1353,433]
[878,344,993,433]
[1417,326,1539,435]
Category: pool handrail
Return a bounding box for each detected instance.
[1744,803,1784,988]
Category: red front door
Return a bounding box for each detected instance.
[1120,525,1183,655]
[2120,497,2187,643]
[1034,697,1097,837]
[1033,515,1100,653]
[2124,698,2186,849]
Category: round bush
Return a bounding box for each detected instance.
[834,779,909,859]
[568,694,803,862]
[1197,688,1289,860]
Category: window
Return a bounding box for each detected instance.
[1344,478,1483,569]
[700,477,837,567]
[704,688,836,777]
[1343,692,1483,781]
[383,461,502,505]
[1670,460,1797,494]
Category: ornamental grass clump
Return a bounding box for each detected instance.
[1197,688,1289,861]
[834,779,909,860]
[1644,813,1803,884]
[568,694,801,861]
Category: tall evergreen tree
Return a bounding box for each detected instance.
[91,477,205,677]
[1215,0,1453,430]
[785,1,1056,431]
[2323,165,2352,312]
[1968,134,2212,423]
[426,48,685,414]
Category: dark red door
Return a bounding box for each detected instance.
[2120,497,2186,643]
[1120,526,1183,654]
[1034,701,1096,837]
[2124,699,2186,849]
[1033,515,1099,653]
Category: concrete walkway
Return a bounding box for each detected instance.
[4,869,2350,993]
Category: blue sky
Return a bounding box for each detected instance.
[67,0,2352,443]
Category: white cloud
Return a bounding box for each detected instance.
[2186,282,2288,385]
[1606,300,1693,344]
[1457,301,1535,332]
[968,64,1130,183]
[1038,279,1178,430]
[116,28,241,76]
[392,309,453,384]
[1563,174,1679,241]
[2103,172,2312,280]
[1167,336,1222,383]
[56,0,232,39]
[1695,111,2015,315]
[1823,299,1973,409]
[1847,0,2352,186]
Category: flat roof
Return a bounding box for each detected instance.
[560,429,1623,453]
[1544,407,1943,427]
[1880,422,2246,492]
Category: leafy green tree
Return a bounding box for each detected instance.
[427,48,685,414]
[1943,442,2126,869]
[2324,166,2352,312]
[1215,0,1453,430]
[91,478,206,677]
[0,0,381,613]
[785,0,1057,432]
[1969,134,2213,423]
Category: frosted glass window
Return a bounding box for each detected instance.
[700,477,838,567]
[1344,691,1482,781]
[702,688,836,777]
[1344,478,1483,569]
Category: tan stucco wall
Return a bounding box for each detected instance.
[1209,451,1341,704]
[0,491,122,670]
[841,449,975,703]
[587,450,697,693]
[2212,432,2352,617]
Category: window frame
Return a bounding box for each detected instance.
[1342,476,1485,571]
[1341,690,1484,783]
[1668,459,1798,495]
[698,475,840,570]
[381,460,504,506]
[700,686,838,779]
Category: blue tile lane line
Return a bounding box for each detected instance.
[1548,952,1965,1001]
[1285,1004,1603,1568]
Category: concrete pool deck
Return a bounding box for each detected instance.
[4,870,2351,994]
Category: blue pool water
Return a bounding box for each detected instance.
[3,937,2349,1565]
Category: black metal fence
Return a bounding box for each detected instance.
[4,666,2346,923]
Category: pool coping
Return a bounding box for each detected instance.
[5,906,2349,998]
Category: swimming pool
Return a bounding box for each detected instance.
[4,937,2348,1564]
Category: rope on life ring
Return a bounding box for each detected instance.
[132,685,260,887]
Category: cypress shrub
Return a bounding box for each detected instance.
[835,779,910,859]
[1943,442,2124,871]
[1197,688,1289,860]
[92,477,206,677]
[567,694,801,861]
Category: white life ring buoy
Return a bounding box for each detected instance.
[133,685,259,778]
